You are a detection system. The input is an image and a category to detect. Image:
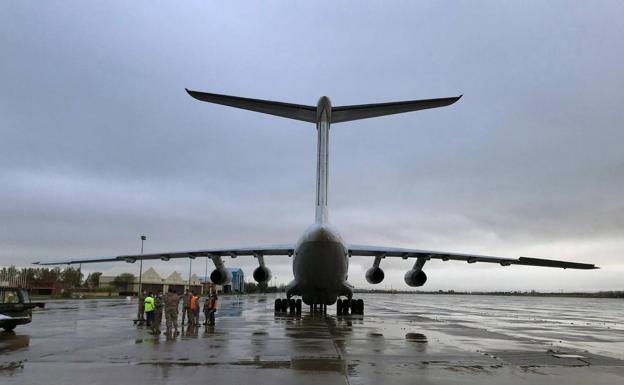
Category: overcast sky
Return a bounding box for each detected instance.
[1,1,623,291]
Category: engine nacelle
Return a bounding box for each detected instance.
[404,269,427,287]
[210,268,232,285]
[252,266,272,283]
[365,266,385,284]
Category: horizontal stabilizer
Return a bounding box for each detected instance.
[186,89,316,123]
[331,95,462,123]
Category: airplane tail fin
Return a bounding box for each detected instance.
[185,89,317,123]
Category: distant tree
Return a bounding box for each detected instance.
[85,272,102,289]
[37,267,62,283]
[19,267,37,284]
[112,273,136,292]
[60,267,83,287]
[244,282,258,293]
[0,266,19,284]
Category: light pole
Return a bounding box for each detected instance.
[188,257,193,291]
[204,256,209,295]
[137,235,146,321]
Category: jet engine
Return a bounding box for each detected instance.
[404,269,427,287]
[365,266,385,284]
[253,266,272,283]
[210,267,232,285]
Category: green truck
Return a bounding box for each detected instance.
[0,287,45,332]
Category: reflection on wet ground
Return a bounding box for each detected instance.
[1,294,623,384]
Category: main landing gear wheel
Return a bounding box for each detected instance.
[288,299,296,313]
[274,298,281,313]
[275,298,302,314]
[336,298,364,315]
[352,299,364,315]
[295,299,302,314]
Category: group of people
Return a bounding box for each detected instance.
[141,288,218,335]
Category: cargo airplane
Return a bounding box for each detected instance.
[34,90,598,315]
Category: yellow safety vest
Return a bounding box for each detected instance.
[144,296,155,312]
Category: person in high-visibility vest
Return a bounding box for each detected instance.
[144,292,155,327]
[150,292,163,335]
[204,290,218,326]
[189,292,200,326]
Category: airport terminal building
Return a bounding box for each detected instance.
[99,267,245,295]
[99,268,203,295]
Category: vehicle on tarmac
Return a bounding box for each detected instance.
[0,287,45,332]
[33,91,598,316]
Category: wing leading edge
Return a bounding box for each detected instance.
[348,245,598,270]
[33,244,296,266]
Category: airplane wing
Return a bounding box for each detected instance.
[347,244,598,269]
[185,89,317,123]
[32,244,295,265]
[331,95,462,123]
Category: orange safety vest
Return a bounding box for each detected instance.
[207,297,217,310]
[190,295,199,311]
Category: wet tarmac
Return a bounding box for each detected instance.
[1,293,623,384]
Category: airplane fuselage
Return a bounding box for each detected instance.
[291,223,350,305]
[287,96,353,306]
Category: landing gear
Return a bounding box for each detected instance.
[310,303,327,313]
[353,298,364,314]
[296,299,302,314]
[275,298,302,314]
[336,298,364,315]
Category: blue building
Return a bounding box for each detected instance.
[226,268,245,293]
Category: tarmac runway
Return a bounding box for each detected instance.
[1,293,623,384]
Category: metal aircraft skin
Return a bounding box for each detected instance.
[34,91,598,307]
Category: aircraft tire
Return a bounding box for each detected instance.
[341,299,350,315]
[274,299,282,313]
[355,299,364,314]
[281,299,288,312]
[295,299,302,314]
[288,299,296,313]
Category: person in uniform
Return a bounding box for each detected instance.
[151,292,163,335]
[137,290,146,323]
[190,291,200,326]
[163,289,180,335]
[144,292,155,327]
[181,289,192,325]
[205,290,218,326]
